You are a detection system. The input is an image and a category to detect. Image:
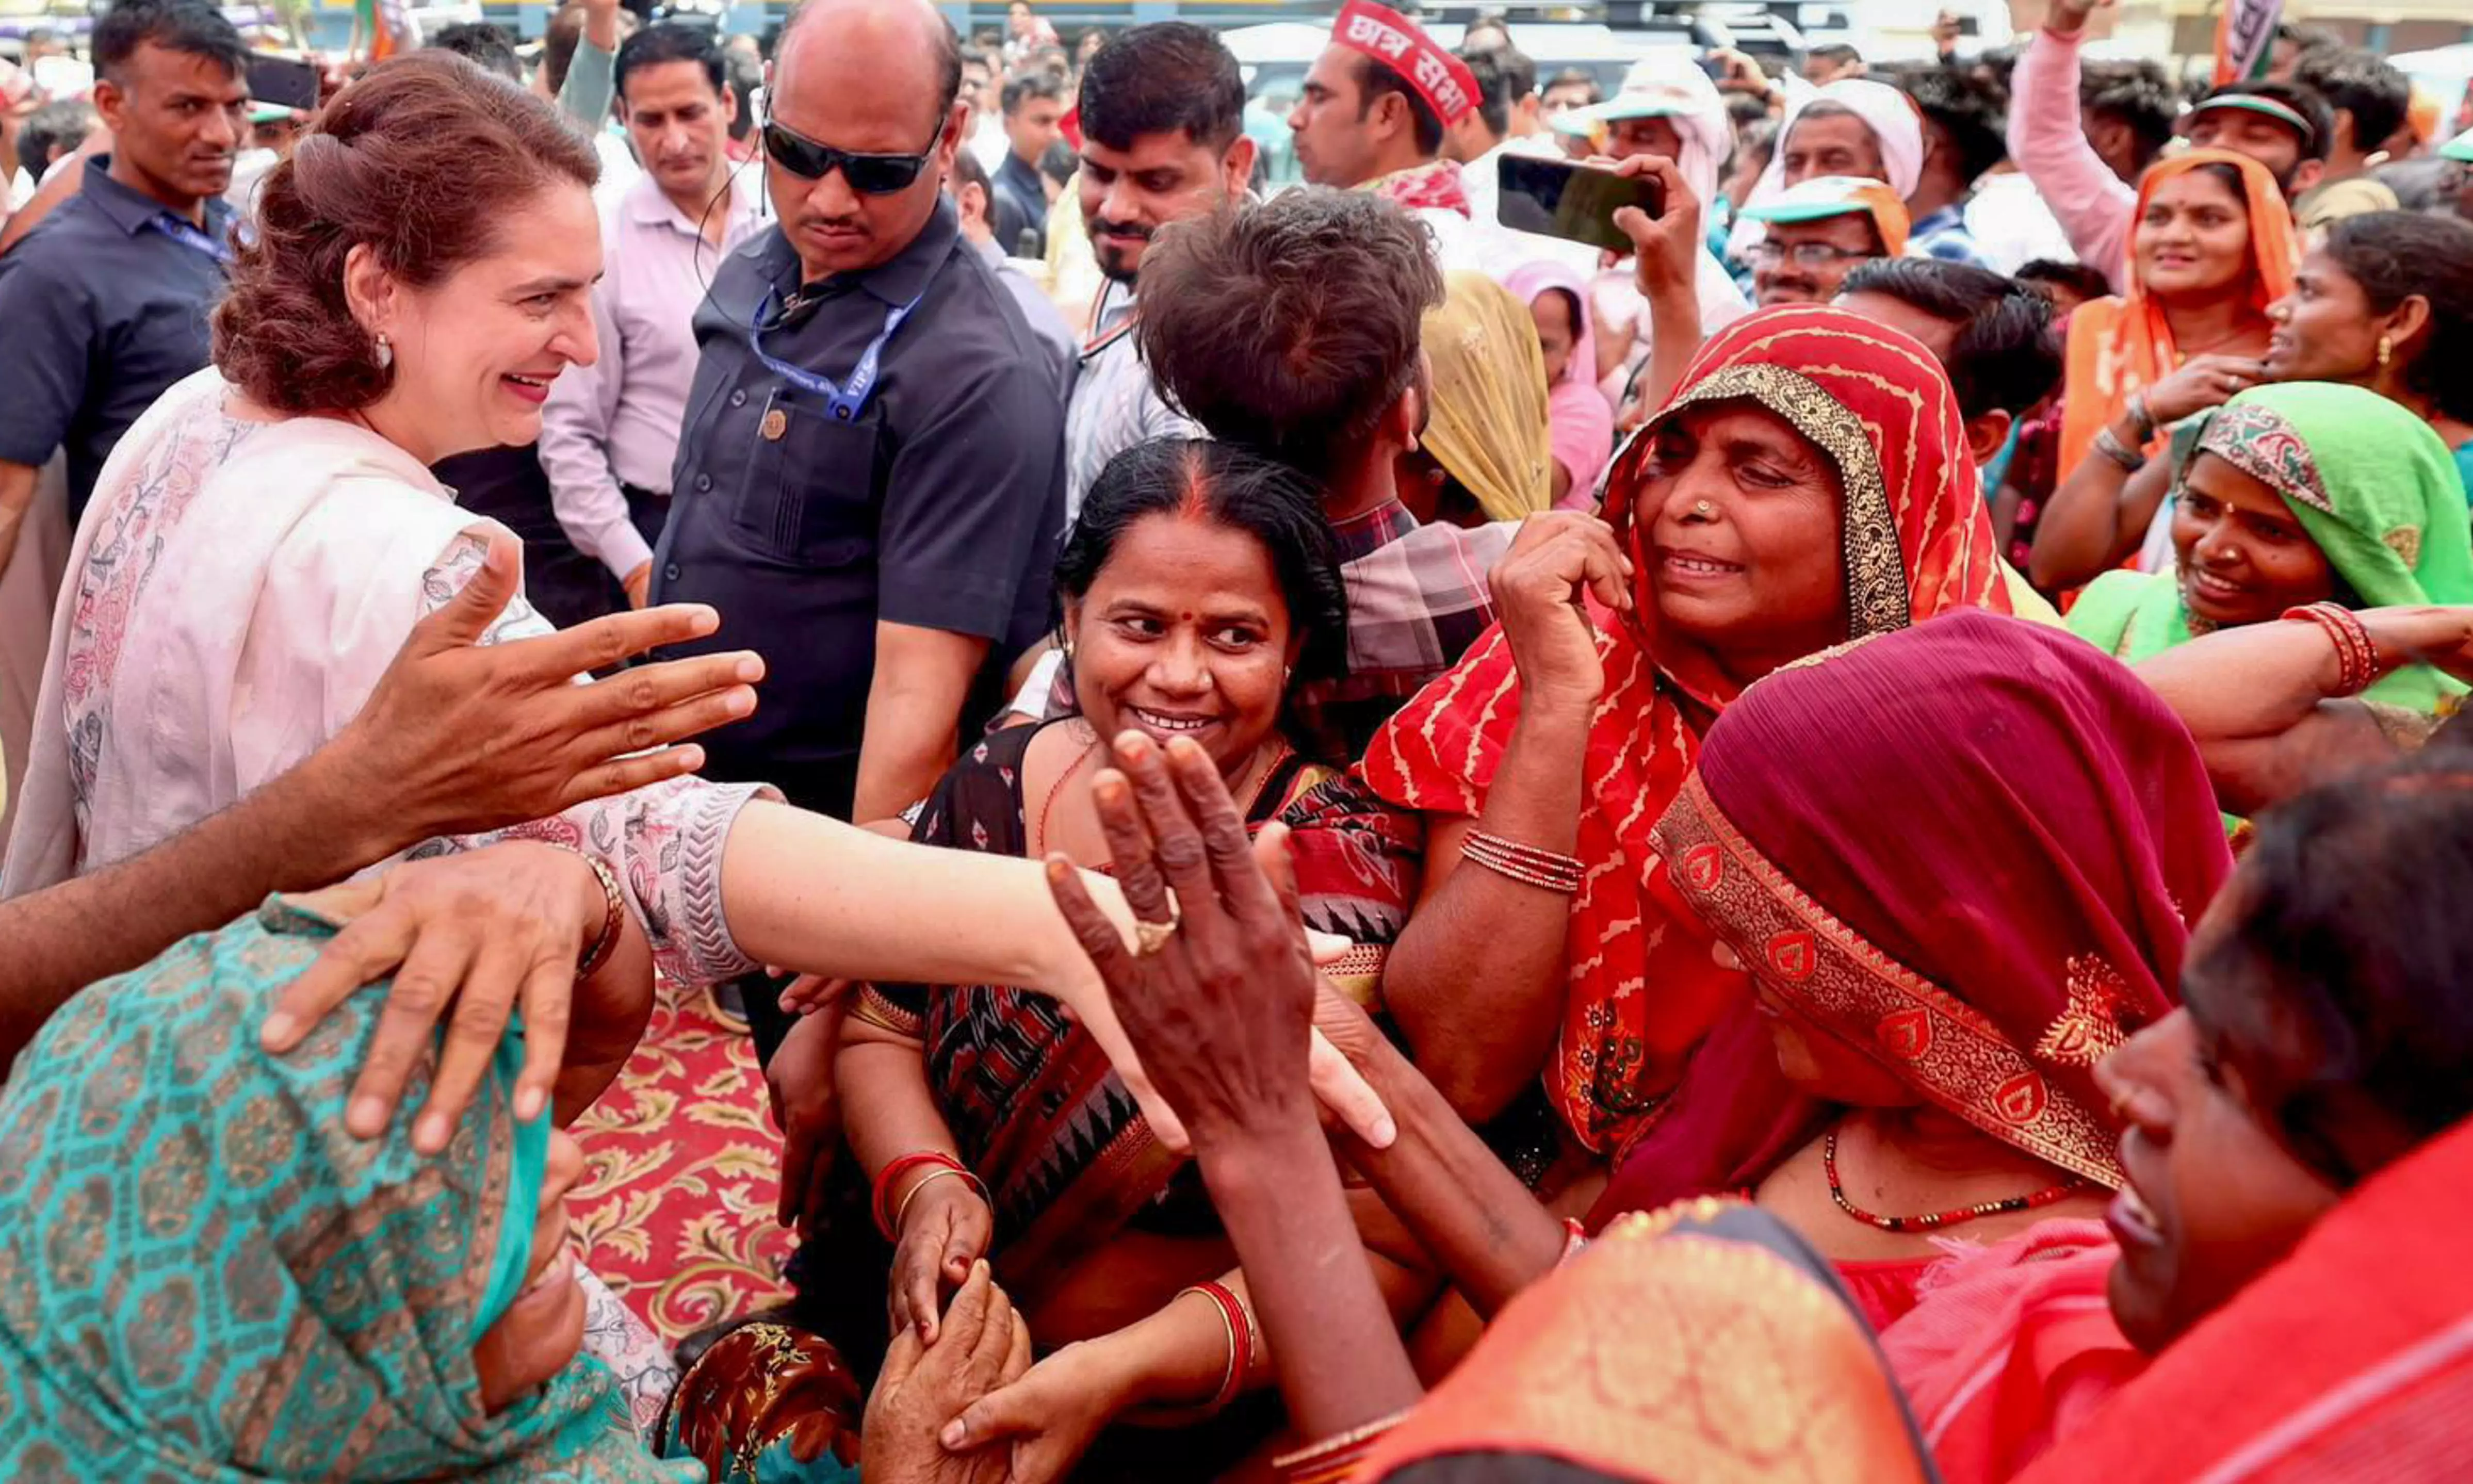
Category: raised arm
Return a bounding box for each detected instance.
[1377,514,1625,1122]
[1039,734,1425,1441]
[2004,5,2135,290]
[2028,353,2263,591]
[1316,990,1571,1318]
[2027,415,2170,589]
[1608,153,1709,423]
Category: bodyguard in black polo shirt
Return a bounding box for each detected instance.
[656,0,1065,831]
[0,0,246,574]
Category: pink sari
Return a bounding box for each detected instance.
[1504,260,1614,506]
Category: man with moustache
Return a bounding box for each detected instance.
[1064,22,1255,522]
[0,0,245,574]
[656,0,1065,1051]
[541,24,768,610]
[1735,175,1907,308]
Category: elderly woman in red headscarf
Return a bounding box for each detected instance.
[1360,305,2011,1213]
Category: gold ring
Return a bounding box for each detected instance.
[1133,917,1179,957]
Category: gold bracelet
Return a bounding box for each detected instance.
[891,1165,990,1234]
[1272,1407,1418,1482]
[549,844,626,977]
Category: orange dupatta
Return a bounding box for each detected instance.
[2055,149,2300,482]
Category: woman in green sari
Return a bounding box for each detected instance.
[0,896,680,1481]
[0,878,1022,1483]
[2067,381,2473,715]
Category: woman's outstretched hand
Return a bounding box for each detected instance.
[1042,731,1395,1156]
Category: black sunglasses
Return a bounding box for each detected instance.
[761,116,943,194]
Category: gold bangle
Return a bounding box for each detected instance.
[550,845,626,977]
[1272,1407,1418,1481]
[891,1165,989,1234]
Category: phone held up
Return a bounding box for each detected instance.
[1495,155,1666,256]
[244,53,322,116]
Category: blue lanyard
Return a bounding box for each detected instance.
[147,211,233,264]
[750,286,921,422]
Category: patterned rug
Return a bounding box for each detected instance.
[570,979,795,1345]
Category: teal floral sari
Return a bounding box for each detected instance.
[0,899,694,1482]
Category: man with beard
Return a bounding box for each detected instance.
[1063,22,1255,523]
[541,24,768,609]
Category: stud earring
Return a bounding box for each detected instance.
[374,332,394,371]
[2377,335,2394,368]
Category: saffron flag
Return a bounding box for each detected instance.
[2211,0,2283,87]
[353,0,409,60]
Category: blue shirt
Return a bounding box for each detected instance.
[0,156,235,518]
[1910,204,1996,269]
[988,150,1049,261]
[651,195,1067,817]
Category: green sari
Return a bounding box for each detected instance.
[2067,381,2473,712]
[0,899,691,1482]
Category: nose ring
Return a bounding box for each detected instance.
[1692,499,1715,517]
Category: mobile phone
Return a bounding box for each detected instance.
[245,53,322,115]
[1495,154,1665,255]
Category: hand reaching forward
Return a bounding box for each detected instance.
[338,526,762,850]
[1042,731,1348,1157]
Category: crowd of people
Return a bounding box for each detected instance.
[2,0,2472,1477]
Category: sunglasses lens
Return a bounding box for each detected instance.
[763,123,830,178]
[842,155,925,194]
[761,123,926,195]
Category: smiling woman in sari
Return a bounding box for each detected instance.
[832,439,1424,1481]
[1361,305,2009,1205]
[2065,382,2473,724]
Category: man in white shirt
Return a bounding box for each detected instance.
[1063,23,1254,519]
[541,23,765,608]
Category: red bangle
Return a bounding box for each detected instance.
[872,1151,968,1239]
[1180,1281,1255,1411]
[2282,602,2379,696]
